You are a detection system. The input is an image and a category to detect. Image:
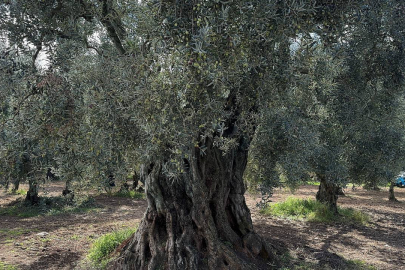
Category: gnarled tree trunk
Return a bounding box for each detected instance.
[316,175,339,214]
[388,182,397,202]
[111,138,276,270]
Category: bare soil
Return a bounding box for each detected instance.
[0,182,404,270]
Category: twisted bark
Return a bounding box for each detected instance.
[316,175,339,214]
[111,138,276,270]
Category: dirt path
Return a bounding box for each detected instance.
[0,182,404,269]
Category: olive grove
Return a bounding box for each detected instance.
[1,0,405,269]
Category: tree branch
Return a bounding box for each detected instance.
[100,0,126,55]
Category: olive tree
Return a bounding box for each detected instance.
[3,0,400,268]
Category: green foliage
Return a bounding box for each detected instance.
[306,181,320,186]
[1,0,404,204]
[0,261,18,270]
[8,189,27,196]
[87,227,137,269]
[261,197,369,225]
[346,260,378,270]
[112,190,145,200]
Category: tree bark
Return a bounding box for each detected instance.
[110,138,276,270]
[388,182,397,202]
[62,179,74,200]
[12,178,20,192]
[316,175,339,215]
[25,179,40,205]
[132,167,145,192]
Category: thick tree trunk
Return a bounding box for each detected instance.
[316,175,339,214]
[388,182,397,202]
[25,179,39,205]
[111,138,276,270]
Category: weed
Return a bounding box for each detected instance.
[8,189,27,196]
[306,181,321,186]
[261,197,369,225]
[111,190,145,200]
[87,227,137,269]
[346,259,378,270]
[71,234,81,240]
[0,261,18,270]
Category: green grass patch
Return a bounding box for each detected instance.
[306,181,320,186]
[261,197,369,225]
[0,196,101,218]
[87,227,137,269]
[0,261,19,270]
[346,259,377,270]
[7,189,27,196]
[112,190,145,199]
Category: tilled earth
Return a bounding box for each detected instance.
[0,182,404,270]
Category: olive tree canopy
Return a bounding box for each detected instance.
[1,0,404,269]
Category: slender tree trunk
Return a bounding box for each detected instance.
[12,178,20,192]
[5,178,10,191]
[25,179,39,205]
[388,182,397,202]
[62,179,74,200]
[132,168,144,192]
[316,175,339,214]
[132,171,139,190]
[111,138,276,270]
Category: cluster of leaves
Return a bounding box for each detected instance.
[246,0,405,199]
[0,0,404,205]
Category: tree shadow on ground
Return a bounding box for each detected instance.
[20,250,81,270]
[253,214,404,269]
[0,195,147,235]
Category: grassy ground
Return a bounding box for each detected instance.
[87,227,137,269]
[260,197,370,225]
